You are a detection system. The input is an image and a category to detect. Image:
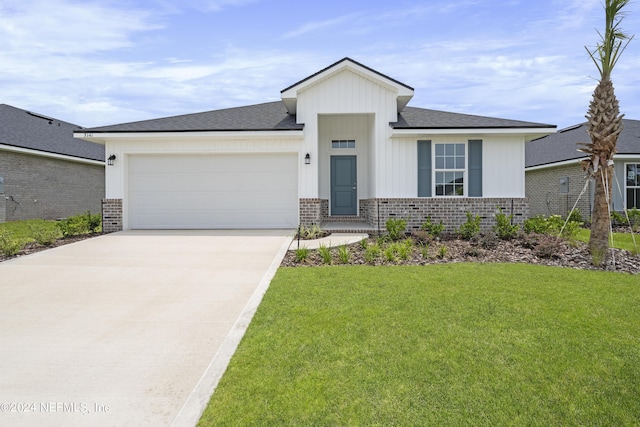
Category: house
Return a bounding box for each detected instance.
[0,104,105,223]
[526,119,640,219]
[75,58,556,233]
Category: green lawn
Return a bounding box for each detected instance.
[199,264,640,426]
[0,219,53,240]
[575,228,639,253]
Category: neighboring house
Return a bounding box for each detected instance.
[76,58,556,233]
[0,104,105,223]
[526,119,640,219]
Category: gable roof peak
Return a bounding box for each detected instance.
[280,57,414,114]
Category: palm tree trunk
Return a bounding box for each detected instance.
[589,166,613,264]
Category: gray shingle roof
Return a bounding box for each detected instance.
[0,104,104,161]
[81,101,303,133]
[525,119,640,168]
[393,106,555,129]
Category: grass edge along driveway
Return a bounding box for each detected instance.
[199,264,640,426]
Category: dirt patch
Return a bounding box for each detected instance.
[282,232,640,274]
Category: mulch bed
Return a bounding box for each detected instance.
[282,232,640,274]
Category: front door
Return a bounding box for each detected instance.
[331,156,357,216]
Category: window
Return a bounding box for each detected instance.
[626,163,640,209]
[332,139,355,149]
[417,140,482,198]
[435,143,465,196]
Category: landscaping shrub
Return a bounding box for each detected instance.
[318,244,332,265]
[295,247,309,263]
[0,229,25,257]
[298,224,325,240]
[56,211,101,237]
[421,216,444,238]
[29,222,62,246]
[364,244,381,264]
[338,246,350,264]
[493,208,519,240]
[458,212,481,240]
[385,218,407,241]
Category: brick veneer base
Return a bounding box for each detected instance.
[102,199,123,233]
[300,197,529,231]
[361,198,528,232]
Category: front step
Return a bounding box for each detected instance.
[321,217,377,234]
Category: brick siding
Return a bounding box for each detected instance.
[526,164,592,220]
[301,197,529,232]
[0,150,104,222]
[101,199,123,233]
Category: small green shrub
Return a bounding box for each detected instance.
[458,212,481,240]
[611,211,626,225]
[0,230,25,257]
[493,208,519,240]
[384,246,398,263]
[298,224,325,240]
[85,211,102,233]
[318,244,332,265]
[629,208,640,231]
[437,245,448,259]
[29,222,62,246]
[338,246,350,264]
[567,209,584,224]
[421,217,444,238]
[420,245,430,259]
[523,215,549,234]
[364,244,381,264]
[295,247,310,263]
[385,218,407,241]
[359,238,369,250]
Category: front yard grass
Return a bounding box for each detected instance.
[575,228,639,253]
[199,264,640,426]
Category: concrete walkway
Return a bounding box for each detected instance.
[0,230,292,427]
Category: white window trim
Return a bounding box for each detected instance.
[433,142,467,197]
[625,162,640,209]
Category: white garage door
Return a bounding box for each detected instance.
[128,154,298,229]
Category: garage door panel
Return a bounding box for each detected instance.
[128,154,298,229]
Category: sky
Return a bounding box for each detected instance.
[1,0,639,129]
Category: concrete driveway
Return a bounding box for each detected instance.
[0,229,292,427]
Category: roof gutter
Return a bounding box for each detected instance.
[390,127,557,138]
[0,144,105,166]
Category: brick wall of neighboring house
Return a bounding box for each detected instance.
[526,163,592,220]
[101,199,123,233]
[0,196,5,223]
[0,151,104,222]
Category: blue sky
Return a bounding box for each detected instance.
[1,0,638,129]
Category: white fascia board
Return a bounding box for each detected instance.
[75,130,304,142]
[525,157,586,171]
[0,144,105,166]
[390,127,557,138]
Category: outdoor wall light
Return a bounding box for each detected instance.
[107,154,116,166]
[304,153,311,165]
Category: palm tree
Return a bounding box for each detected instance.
[579,0,633,266]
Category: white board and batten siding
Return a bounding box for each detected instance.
[387,135,527,198]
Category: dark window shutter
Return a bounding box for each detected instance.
[418,140,432,197]
[468,139,482,197]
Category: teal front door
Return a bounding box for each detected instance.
[331,156,357,216]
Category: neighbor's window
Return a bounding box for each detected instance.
[434,143,465,196]
[332,139,355,149]
[626,163,640,209]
